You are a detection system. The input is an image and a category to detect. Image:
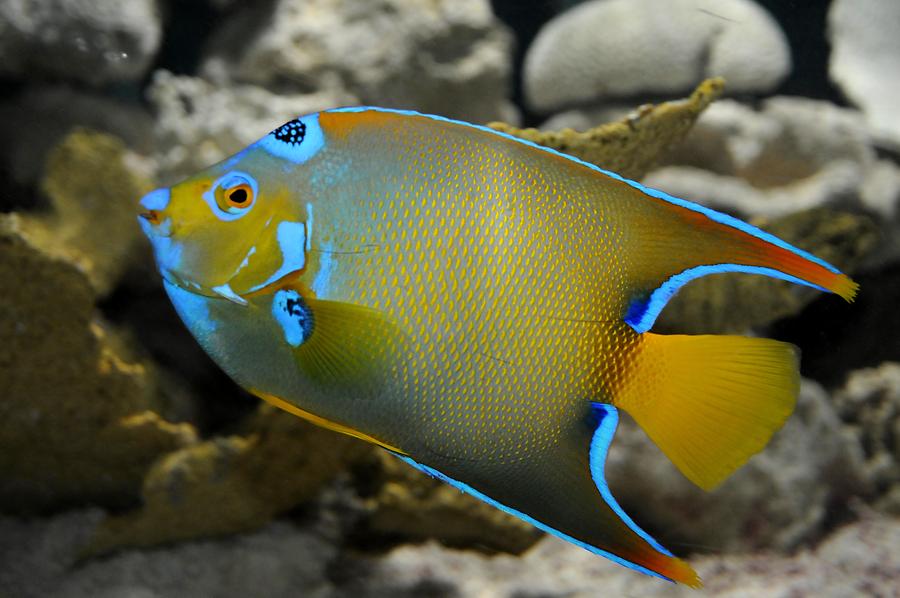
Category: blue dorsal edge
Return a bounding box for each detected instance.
[390,402,675,582]
[327,106,842,333]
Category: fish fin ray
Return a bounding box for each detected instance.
[619,188,858,333]
[294,297,402,397]
[395,405,700,587]
[615,332,798,490]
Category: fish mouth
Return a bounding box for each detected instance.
[138,188,173,237]
[140,210,161,225]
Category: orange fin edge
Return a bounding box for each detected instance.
[249,388,406,454]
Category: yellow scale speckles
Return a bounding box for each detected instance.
[142,108,856,587]
[319,120,637,465]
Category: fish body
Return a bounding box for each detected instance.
[139,108,857,587]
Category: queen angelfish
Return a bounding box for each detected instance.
[138,108,858,587]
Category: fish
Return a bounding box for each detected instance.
[138,107,858,588]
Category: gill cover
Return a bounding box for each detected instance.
[138,114,329,302]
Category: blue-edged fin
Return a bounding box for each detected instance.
[615,332,799,491]
[274,290,402,398]
[614,176,858,333]
[395,404,701,587]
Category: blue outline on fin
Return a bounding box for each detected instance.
[392,421,675,583]
[326,106,845,333]
[588,403,672,556]
[624,264,831,334]
[326,106,839,276]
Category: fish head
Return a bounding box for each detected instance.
[138,146,312,304]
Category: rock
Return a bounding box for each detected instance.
[0,510,338,598]
[351,376,874,560]
[200,0,516,123]
[0,0,162,85]
[343,515,900,597]
[147,71,358,180]
[641,96,898,309]
[358,450,542,555]
[490,78,724,181]
[860,159,900,269]
[828,0,900,151]
[538,105,641,132]
[0,86,155,201]
[0,216,196,513]
[86,405,370,555]
[606,379,867,554]
[5,510,899,598]
[646,97,877,218]
[523,0,790,112]
[833,363,900,513]
[661,96,873,175]
[644,163,863,221]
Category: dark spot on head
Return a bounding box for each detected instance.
[272,119,307,146]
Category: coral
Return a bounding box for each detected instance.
[358,450,542,555]
[85,405,369,554]
[490,78,725,181]
[200,0,515,124]
[0,216,195,513]
[340,515,900,597]
[19,129,155,295]
[0,510,339,598]
[523,0,790,112]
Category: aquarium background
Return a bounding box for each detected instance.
[1,0,899,596]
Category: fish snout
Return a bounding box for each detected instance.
[138,188,172,235]
[140,188,171,211]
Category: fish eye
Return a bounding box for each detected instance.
[214,174,256,215]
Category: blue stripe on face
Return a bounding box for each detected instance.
[392,448,674,583]
[246,220,307,293]
[326,106,842,278]
[624,264,832,334]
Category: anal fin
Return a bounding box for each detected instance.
[396,403,701,587]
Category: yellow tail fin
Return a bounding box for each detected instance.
[615,333,799,491]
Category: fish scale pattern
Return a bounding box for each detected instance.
[319,113,640,464]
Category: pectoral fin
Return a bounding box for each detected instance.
[397,403,700,587]
[269,288,405,399]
